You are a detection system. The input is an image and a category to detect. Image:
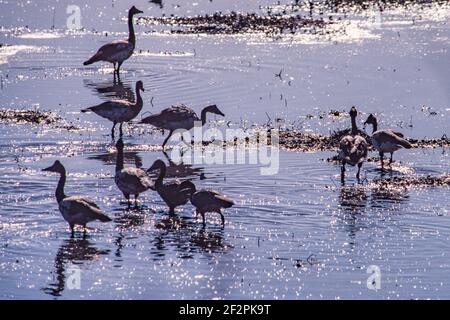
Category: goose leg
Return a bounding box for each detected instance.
[119,123,123,137]
[111,123,117,139]
[356,163,362,181]
[379,152,384,169]
[389,152,393,165]
[83,224,87,236]
[125,194,131,208]
[134,194,138,207]
[162,130,174,151]
[113,62,117,73]
[201,212,206,226]
[219,212,225,226]
[169,207,175,215]
[70,224,75,236]
[117,61,123,75]
[341,162,346,184]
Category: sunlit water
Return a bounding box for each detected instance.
[1,0,450,299]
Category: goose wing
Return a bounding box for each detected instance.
[159,181,191,207]
[83,100,133,121]
[140,104,198,130]
[373,130,412,149]
[191,190,235,210]
[116,168,154,192]
[87,40,133,64]
[60,196,111,222]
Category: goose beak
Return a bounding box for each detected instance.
[137,9,143,14]
[42,166,52,172]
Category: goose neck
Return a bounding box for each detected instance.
[128,11,136,46]
[56,171,66,203]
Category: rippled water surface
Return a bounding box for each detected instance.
[1,0,450,299]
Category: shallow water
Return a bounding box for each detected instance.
[1,0,450,299]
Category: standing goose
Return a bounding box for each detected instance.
[115,138,154,207]
[338,107,368,181]
[42,160,111,234]
[83,6,143,75]
[140,104,225,150]
[179,181,234,226]
[364,113,412,169]
[147,160,191,214]
[81,80,145,138]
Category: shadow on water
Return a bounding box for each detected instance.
[42,236,110,297]
[160,150,205,179]
[88,146,144,168]
[83,76,135,102]
[151,215,230,260]
[113,206,151,259]
[337,178,409,248]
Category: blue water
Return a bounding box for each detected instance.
[1,0,450,299]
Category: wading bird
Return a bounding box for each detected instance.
[42,160,111,234]
[179,181,234,226]
[115,139,154,207]
[338,107,368,181]
[83,6,143,75]
[147,160,191,214]
[81,80,145,138]
[140,104,225,150]
[364,113,412,169]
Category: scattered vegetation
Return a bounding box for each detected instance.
[138,12,329,35]
[370,174,450,189]
[0,108,78,130]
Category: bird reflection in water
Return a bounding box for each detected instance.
[83,77,135,102]
[339,184,368,214]
[150,215,229,260]
[113,206,151,259]
[42,237,109,297]
[161,150,205,179]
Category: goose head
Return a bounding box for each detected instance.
[42,160,65,174]
[349,106,358,119]
[204,104,225,117]
[136,80,145,92]
[147,159,166,174]
[129,6,143,15]
[364,113,377,126]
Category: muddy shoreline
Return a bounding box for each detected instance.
[0,108,78,130]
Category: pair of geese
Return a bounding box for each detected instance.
[339,107,412,180]
[81,80,225,148]
[42,141,234,234]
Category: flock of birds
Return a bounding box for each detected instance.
[43,6,233,235]
[42,6,413,235]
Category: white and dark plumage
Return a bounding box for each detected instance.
[140,104,225,150]
[147,160,191,214]
[180,181,234,226]
[42,160,111,234]
[364,113,412,168]
[83,6,143,75]
[114,138,154,207]
[81,80,145,138]
[338,107,368,181]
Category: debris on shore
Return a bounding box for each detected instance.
[370,174,450,189]
[0,108,78,130]
[138,12,331,35]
